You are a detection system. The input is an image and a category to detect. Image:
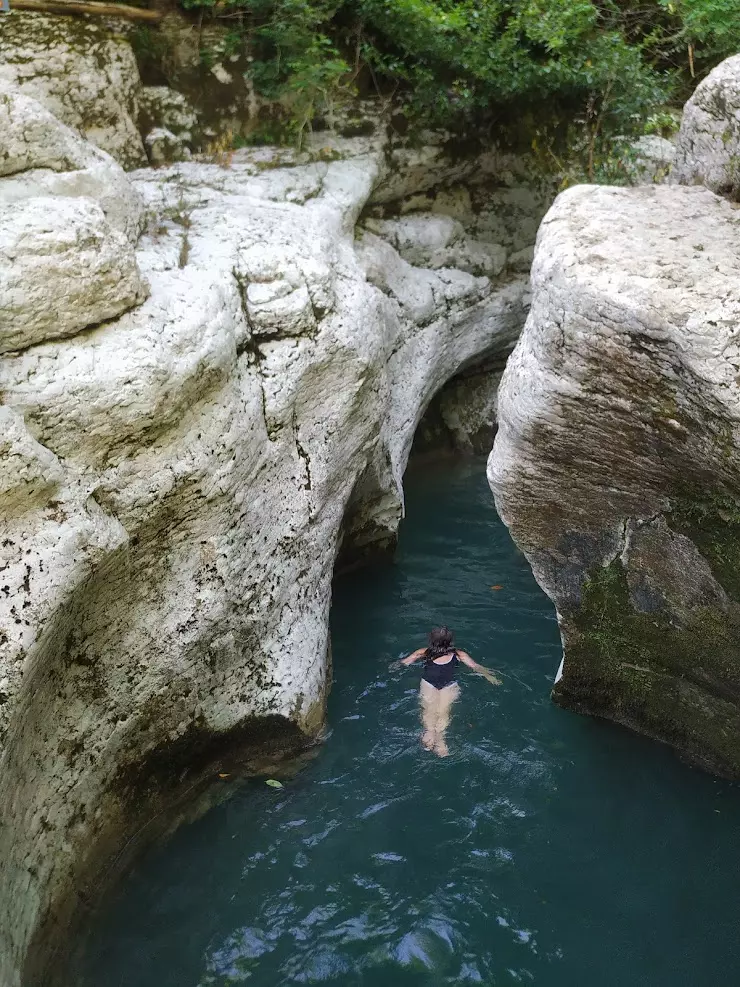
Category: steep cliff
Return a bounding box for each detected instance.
[490,179,740,778]
[0,77,544,982]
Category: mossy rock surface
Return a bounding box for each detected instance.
[555,521,740,777]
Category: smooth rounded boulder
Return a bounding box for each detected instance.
[490,182,740,778]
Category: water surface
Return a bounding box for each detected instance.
[79,458,740,986]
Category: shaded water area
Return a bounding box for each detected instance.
[78,458,740,986]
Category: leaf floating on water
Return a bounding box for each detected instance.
[266,779,284,789]
[491,585,503,591]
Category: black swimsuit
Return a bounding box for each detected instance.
[422,651,459,690]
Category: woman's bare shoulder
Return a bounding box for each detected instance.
[401,647,427,665]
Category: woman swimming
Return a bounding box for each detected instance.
[402,626,501,757]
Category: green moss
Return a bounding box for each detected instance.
[556,552,740,777]
[669,491,740,601]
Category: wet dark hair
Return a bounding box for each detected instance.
[424,626,454,659]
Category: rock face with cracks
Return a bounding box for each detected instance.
[0,195,147,353]
[0,102,534,981]
[0,93,147,354]
[490,182,740,779]
[0,91,144,239]
[412,357,507,458]
[0,12,147,169]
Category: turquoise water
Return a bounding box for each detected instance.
[78,459,740,986]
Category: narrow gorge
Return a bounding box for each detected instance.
[0,12,552,982]
[3,5,740,985]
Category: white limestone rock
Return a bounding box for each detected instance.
[145,127,191,165]
[380,174,553,262]
[627,135,675,184]
[139,86,198,142]
[411,357,507,457]
[0,405,64,513]
[366,213,460,260]
[355,231,438,325]
[0,138,530,985]
[508,245,535,272]
[0,91,143,240]
[0,11,146,169]
[140,86,199,164]
[370,133,509,204]
[489,182,740,779]
[246,280,316,336]
[453,238,508,277]
[673,53,740,198]
[0,89,93,176]
[365,213,507,277]
[0,196,148,353]
[439,362,505,454]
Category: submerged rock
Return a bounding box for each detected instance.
[490,182,740,779]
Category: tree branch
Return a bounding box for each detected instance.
[8,0,162,22]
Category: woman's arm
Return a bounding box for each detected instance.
[457,650,502,685]
[401,647,427,666]
[456,650,479,669]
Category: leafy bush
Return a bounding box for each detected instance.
[168,0,740,159]
[662,0,740,66]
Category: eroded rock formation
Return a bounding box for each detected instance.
[673,53,740,199]
[408,356,507,460]
[490,181,740,778]
[0,80,545,982]
[0,12,147,169]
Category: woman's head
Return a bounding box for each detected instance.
[429,626,454,652]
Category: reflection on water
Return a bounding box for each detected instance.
[79,458,740,987]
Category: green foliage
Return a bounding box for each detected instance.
[642,108,681,137]
[179,0,351,143]
[660,0,740,64]
[165,0,740,160]
[131,23,174,77]
[355,0,648,112]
